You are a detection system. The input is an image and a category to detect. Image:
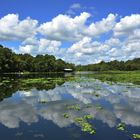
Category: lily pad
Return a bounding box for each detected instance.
[63,113,69,118]
[74,117,95,135]
[84,115,93,119]
[117,123,125,131]
[133,134,140,139]
[67,104,81,111]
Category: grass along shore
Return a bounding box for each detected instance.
[89,71,140,85]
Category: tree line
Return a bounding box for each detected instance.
[76,58,140,71]
[0,45,75,73]
[0,44,140,73]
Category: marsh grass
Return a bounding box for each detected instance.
[90,71,140,85]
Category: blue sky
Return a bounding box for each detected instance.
[1,0,140,22]
[0,0,140,64]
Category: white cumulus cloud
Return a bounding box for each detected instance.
[39,12,117,42]
[20,38,61,55]
[0,14,38,41]
[1,12,140,64]
[114,14,140,37]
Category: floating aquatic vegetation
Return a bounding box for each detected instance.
[2,80,11,83]
[0,83,3,86]
[16,77,66,91]
[63,113,70,118]
[84,115,93,119]
[21,78,65,86]
[133,134,140,139]
[91,91,100,97]
[95,104,103,110]
[117,123,125,131]
[89,71,140,85]
[67,104,81,111]
[95,93,100,97]
[85,103,102,110]
[74,117,95,135]
[39,100,47,104]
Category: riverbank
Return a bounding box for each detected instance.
[90,71,140,85]
[0,71,140,85]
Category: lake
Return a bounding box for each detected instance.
[0,72,140,140]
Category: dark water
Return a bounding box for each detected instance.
[0,73,140,140]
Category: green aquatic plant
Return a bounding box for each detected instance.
[0,83,3,86]
[21,78,65,85]
[95,93,100,97]
[95,105,103,110]
[89,71,140,85]
[85,103,102,110]
[2,80,11,83]
[133,134,140,139]
[17,77,66,90]
[74,117,95,135]
[91,91,100,97]
[67,104,81,111]
[117,123,125,131]
[63,113,69,118]
[84,115,93,119]
[39,100,47,104]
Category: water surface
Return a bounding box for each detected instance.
[0,73,140,140]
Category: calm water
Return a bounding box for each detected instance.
[0,73,140,140]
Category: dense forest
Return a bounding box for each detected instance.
[0,45,75,73]
[0,44,140,73]
[76,58,140,71]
